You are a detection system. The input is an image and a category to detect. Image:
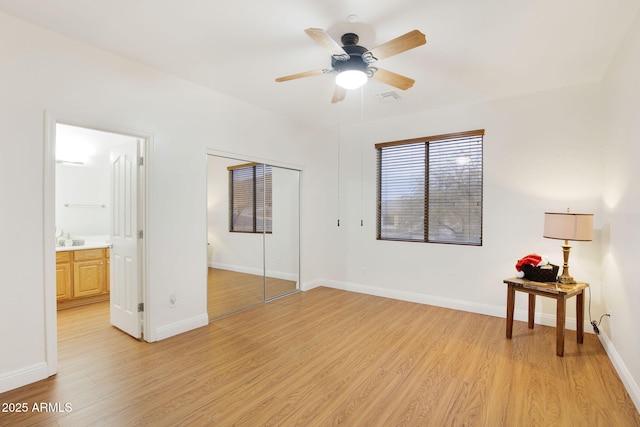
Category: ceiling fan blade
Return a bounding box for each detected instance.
[365,30,426,62]
[305,28,349,60]
[331,85,346,103]
[275,69,326,82]
[372,68,415,90]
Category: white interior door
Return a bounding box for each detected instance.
[110,139,142,338]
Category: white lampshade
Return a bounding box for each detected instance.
[335,70,367,90]
[543,212,594,241]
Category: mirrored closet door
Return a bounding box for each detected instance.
[264,166,300,300]
[206,155,300,319]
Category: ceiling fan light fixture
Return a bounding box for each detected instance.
[335,69,368,90]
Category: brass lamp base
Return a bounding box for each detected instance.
[558,241,576,284]
[557,273,575,284]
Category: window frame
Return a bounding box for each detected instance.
[375,129,484,246]
[228,162,272,234]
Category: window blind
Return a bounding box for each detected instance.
[376,130,483,245]
[229,163,272,233]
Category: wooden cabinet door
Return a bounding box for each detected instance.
[73,259,106,298]
[55,263,72,301]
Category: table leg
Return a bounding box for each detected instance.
[506,284,515,339]
[556,296,566,357]
[528,294,536,329]
[576,290,584,344]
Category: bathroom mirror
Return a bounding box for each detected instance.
[206,155,300,319]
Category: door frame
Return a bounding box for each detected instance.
[43,111,151,376]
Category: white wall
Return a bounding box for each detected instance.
[601,10,640,410]
[321,83,603,321]
[55,125,139,238]
[55,164,110,237]
[0,12,330,393]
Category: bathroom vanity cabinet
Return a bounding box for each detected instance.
[56,247,110,309]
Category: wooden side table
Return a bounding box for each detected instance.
[503,277,588,357]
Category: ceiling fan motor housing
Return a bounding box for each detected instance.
[331,33,369,73]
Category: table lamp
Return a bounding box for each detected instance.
[543,211,594,284]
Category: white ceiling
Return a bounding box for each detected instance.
[1,1,638,131]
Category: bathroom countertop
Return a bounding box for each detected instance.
[56,242,112,252]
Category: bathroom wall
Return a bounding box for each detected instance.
[55,163,109,237]
[55,124,138,239]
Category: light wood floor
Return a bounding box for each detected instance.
[1,287,638,426]
[208,268,297,319]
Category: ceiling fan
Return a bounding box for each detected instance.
[275,28,427,103]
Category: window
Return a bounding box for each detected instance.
[376,129,484,245]
[229,163,272,233]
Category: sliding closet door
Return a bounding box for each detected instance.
[206,156,301,319]
[207,155,265,318]
[264,166,300,299]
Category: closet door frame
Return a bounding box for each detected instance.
[205,149,303,319]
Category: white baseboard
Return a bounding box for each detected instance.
[598,330,640,412]
[532,311,591,333]
[0,362,49,394]
[210,262,262,277]
[312,278,506,316]
[155,314,209,341]
[302,279,592,334]
[209,262,297,282]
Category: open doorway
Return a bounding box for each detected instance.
[55,124,132,309]
[44,117,150,376]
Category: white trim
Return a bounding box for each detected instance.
[0,363,49,394]
[209,262,298,282]
[43,111,58,376]
[301,279,324,292]
[302,279,594,333]
[598,331,640,412]
[297,167,303,291]
[137,136,152,342]
[205,148,305,172]
[44,112,154,379]
[209,262,262,277]
[204,149,303,316]
[532,311,592,333]
[155,314,209,341]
